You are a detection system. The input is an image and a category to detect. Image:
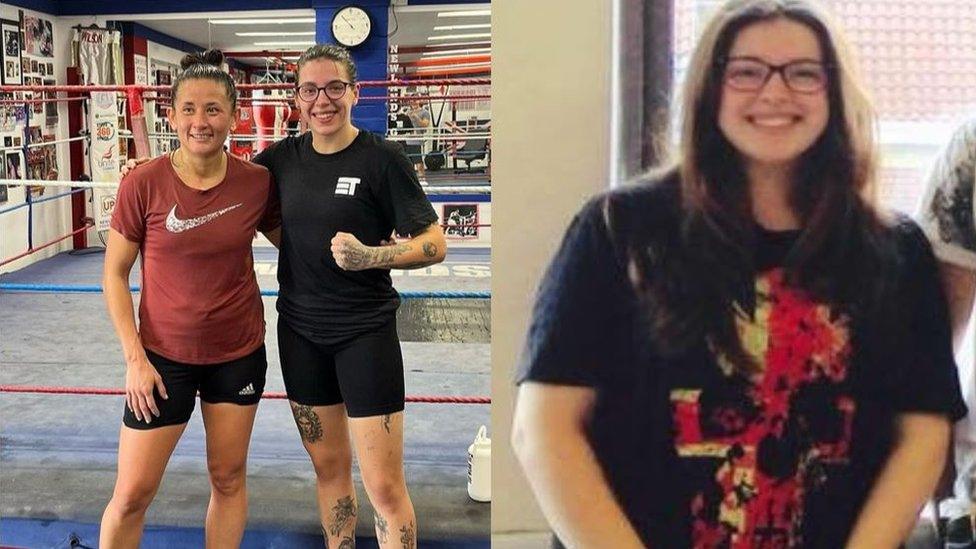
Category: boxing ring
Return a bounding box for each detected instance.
[0,78,491,548]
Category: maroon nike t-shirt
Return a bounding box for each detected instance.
[110,154,280,364]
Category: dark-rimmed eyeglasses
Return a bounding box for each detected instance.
[296,80,352,102]
[721,56,830,94]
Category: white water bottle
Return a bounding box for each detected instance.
[467,425,491,502]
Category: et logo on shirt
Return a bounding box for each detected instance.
[335,177,361,197]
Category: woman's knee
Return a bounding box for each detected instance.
[110,483,157,517]
[362,472,408,512]
[208,460,246,497]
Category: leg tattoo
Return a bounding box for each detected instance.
[321,525,329,546]
[338,535,355,549]
[399,521,415,549]
[291,403,323,443]
[382,414,392,434]
[375,512,389,544]
[329,495,357,536]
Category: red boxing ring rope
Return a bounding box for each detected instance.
[0,221,94,268]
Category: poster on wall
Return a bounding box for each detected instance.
[29,77,43,115]
[133,53,148,85]
[5,151,22,182]
[0,148,8,204]
[25,127,45,196]
[41,133,57,181]
[23,16,53,57]
[442,204,480,238]
[44,78,57,122]
[1,20,23,85]
[0,92,18,132]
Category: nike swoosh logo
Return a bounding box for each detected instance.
[165,203,243,233]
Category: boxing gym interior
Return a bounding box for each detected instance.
[0,1,490,547]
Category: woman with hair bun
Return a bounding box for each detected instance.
[99,49,280,548]
[512,1,966,547]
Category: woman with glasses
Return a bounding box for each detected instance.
[512,1,966,547]
[252,44,445,548]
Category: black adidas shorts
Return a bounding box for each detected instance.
[122,345,267,430]
[277,318,405,418]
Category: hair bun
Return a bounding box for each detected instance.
[180,49,225,70]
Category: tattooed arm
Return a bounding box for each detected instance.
[917,119,976,349]
[846,413,950,548]
[512,383,644,549]
[330,223,447,271]
[940,262,976,350]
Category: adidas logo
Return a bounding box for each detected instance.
[335,177,361,196]
[238,383,255,396]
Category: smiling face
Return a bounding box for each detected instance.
[296,58,358,141]
[167,78,235,158]
[717,17,829,174]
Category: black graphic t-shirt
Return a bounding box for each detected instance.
[254,131,438,345]
[517,178,966,548]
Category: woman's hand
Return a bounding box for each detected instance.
[124,351,168,423]
[120,157,151,177]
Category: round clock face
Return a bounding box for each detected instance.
[332,6,371,48]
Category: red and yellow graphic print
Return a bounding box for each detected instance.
[670,269,855,548]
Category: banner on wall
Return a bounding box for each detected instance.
[133,53,148,85]
[72,27,123,85]
[89,91,119,231]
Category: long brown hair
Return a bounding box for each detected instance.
[629,0,893,373]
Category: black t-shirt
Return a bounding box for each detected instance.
[517,178,967,548]
[253,130,438,345]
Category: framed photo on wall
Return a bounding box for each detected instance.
[0,146,8,204]
[1,20,23,86]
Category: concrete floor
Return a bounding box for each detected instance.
[0,245,490,548]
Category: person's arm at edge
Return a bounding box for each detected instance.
[512,382,644,549]
[103,228,168,422]
[846,412,951,548]
[939,260,976,350]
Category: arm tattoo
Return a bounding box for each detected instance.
[329,495,357,536]
[397,241,439,269]
[342,242,373,270]
[382,414,392,434]
[399,521,415,549]
[339,535,355,549]
[371,243,411,268]
[290,403,323,443]
[374,513,389,544]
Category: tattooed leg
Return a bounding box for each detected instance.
[399,521,416,549]
[329,495,357,536]
[374,512,389,544]
[349,413,416,548]
[290,402,324,443]
[323,494,358,548]
[292,403,355,549]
